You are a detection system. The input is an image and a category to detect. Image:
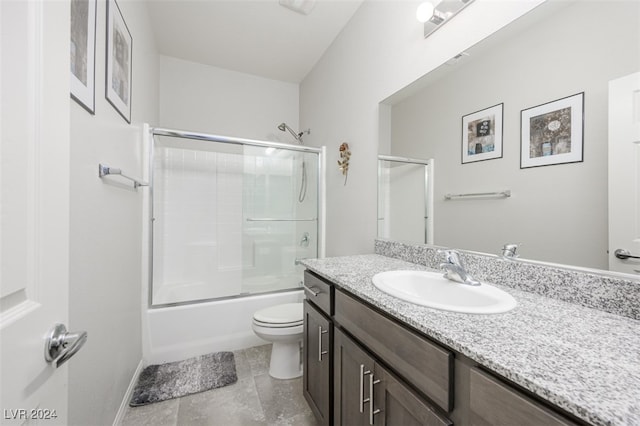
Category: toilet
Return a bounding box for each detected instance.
[252,302,304,379]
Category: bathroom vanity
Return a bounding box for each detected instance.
[301,247,640,426]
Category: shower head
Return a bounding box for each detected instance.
[277,122,309,144]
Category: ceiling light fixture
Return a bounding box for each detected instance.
[279,0,317,15]
[416,0,441,23]
[417,0,475,38]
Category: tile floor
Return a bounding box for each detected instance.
[121,345,318,426]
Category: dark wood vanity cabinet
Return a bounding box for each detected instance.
[303,271,334,426]
[469,368,577,426]
[333,327,374,425]
[303,300,332,426]
[303,270,581,426]
[334,328,452,426]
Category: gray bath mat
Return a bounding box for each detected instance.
[129,351,237,406]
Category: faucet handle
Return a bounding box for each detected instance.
[501,243,520,259]
[438,249,464,266]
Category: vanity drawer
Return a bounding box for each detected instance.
[469,368,577,426]
[304,271,333,316]
[334,288,453,412]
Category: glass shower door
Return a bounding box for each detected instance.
[150,132,320,307]
[377,156,433,244]
[241,146,318,294]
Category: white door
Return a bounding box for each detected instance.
[608,72,640,274]
[1,1,72,424]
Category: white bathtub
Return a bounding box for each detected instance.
[142,289,304,365]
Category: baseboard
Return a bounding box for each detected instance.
[112,359,144,426]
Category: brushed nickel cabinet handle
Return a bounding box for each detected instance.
[369,373,381,425]
[318,326,328,362]
[359,364,371,413]
[304,285,321,296]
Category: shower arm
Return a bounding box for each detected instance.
[278,123,309,144]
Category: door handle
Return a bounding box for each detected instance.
[45,324,88,368]
[318,326,328,362]
[614,249,640,260]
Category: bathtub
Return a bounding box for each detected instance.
[142,289,305,365]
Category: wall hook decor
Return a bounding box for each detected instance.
[338,142,351,186]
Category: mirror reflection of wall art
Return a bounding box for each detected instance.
[70,0,96,114]
[106,0,132,123]
[521,92,584,169]
[461,103,503,164]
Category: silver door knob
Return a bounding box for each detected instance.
[44,324,88,368]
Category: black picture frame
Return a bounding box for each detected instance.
[105,0,133,123]
[461,103,504,164]
[70,0,97,114]
[520,92,584,169]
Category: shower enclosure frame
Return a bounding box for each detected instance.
[146,126,326,309]
[377,154,434,244]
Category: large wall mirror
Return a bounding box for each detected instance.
[380,0,639,272]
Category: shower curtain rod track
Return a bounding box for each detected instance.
[246,218,317,222]
[378,154,431,165]
[151,127,322,153]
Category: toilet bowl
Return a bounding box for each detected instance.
[252,302,303,379]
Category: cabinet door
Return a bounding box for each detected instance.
[469,368,577,426]
[303,300,332,425]
[370,363,453,426]
[334,328,375,426]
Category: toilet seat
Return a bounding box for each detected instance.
[253,303,302,327]
[253,319,303,328]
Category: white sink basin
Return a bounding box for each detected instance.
[372,270,517,314]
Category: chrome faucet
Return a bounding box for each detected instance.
[439,249,481,286]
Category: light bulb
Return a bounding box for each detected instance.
[416,1,435,23]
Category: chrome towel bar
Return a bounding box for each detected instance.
[444,190,511,200]
[98,163,148,189]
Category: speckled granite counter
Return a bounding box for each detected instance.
[300,254,640,426]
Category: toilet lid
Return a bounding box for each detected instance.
[253,302,303,325]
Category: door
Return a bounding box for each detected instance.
[608,72,640,274]
[303,300,332,425]
[1,0,71,423]
[334,328,374,426]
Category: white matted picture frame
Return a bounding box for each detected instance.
[70,0,97,114]
[521,92,584,169]
[106,0,132,123]
[461,103,503,164]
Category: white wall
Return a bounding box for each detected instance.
[68,0,158,424]
[391,1,639,269]
[300,0,545,256]
[159,55,299,142]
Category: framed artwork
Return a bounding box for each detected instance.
[106,0,133,123]
[461,103,503,164]
[70,0,97,114]
[521,92,584,169]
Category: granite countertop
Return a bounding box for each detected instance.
[300,254,640,426]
